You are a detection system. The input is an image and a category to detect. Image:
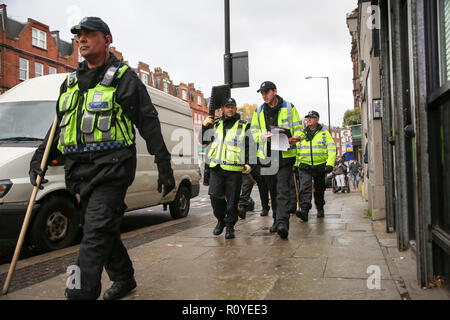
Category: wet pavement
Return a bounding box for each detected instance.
[1,187,448,300]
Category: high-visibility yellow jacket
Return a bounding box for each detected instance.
[207,119,248,172]
[57,64,134,154]
[296,126,336,167]
[250,100,304,159]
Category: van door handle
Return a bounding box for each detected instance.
[179,153,183,157]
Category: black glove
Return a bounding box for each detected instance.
[29,167,48,190]
[325,166,333,173]
[157,161,175,197]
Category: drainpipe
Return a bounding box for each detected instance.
[409,0,434,287]
[391,0,410,250]
[379,0,396,233]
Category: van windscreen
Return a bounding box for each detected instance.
[0,101,55,141]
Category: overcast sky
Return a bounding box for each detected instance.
[5,0,358,126]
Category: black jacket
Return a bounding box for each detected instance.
[30,53,171,196]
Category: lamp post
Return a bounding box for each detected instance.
[305,76,331,131]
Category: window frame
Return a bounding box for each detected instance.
[140,71,149,86]
[34,62,44,77]
[19,58,29,81]
[163,81,169,94]
[48,66,57,75]
[32,27,47,50]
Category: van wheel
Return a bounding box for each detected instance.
[169,185,190,219]
[28,195,80,253]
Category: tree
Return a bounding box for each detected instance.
[238,103,257,121]
[343,107,361,126]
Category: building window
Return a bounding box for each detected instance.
[49,66,57,74]
[141,72,148,85]
[197,95,202,105]
[182,90,187,100]
[163,81,169,94]
[19,58,29,80]
[32,28,47,49]
[35,62,44,77]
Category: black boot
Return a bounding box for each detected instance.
[237,208,246,219]
[225,226,235,239]
[317,208,325,218]
[277,223,289,239]
[213,220,225,235]
[103,278,137,300]
[269,221,278,233]
[261,207,269,216]
[297,209,309,222]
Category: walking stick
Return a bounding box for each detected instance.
[293,172,302,216]
[2,115,59,295]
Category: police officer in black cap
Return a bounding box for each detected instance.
[29,17,175,300]
[296,110,336,221]
[250,81,304,239]
[201,98,250,239]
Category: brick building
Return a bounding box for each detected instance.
[153,67,176,96]
[174,82,208,154]
[328,126,343,159]
[347,8,360,110]
[0,4,80,93]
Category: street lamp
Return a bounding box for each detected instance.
[305,76,331,131]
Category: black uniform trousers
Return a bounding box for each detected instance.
[76,183,134,296]
[298,165,327,212]
[261,163,294,229]
[238,165,270,211]
[208,167,242,227]
[64,148,137,297]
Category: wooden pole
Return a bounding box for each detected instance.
[2,115,59,295]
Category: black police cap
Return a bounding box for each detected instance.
[257,81,277,93]
[71,17,113,43]
[305,110,320,118]
[224,97,237,107]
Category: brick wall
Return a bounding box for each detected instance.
[0,4,79,93]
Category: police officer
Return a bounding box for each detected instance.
[250,81,304,239]
[29,17,175,300]
[296,111,336,221]
[202,98,250,239]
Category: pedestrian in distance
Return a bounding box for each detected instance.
[29,17,175,300]
[333,159,348,192]
[348,159,362,190]
[296,110,336,221]
[201,98,250,239]
[250,81,304,239]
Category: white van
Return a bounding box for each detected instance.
[0,73,200,252]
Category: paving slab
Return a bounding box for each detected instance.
[1,189,447,300]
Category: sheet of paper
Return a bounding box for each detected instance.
[270,132,290,151]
